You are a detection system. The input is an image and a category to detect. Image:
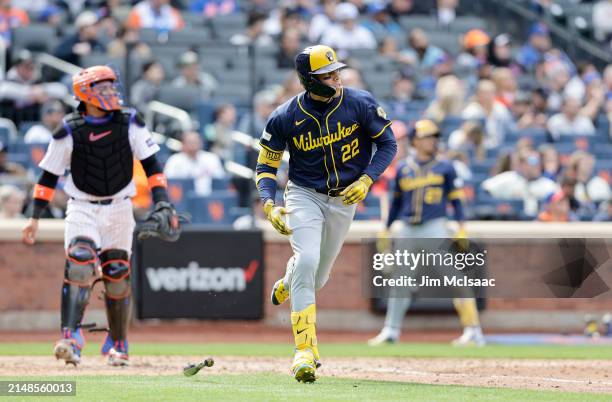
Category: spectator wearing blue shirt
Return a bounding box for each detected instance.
[517,22,551,72]
[362,3,402,42]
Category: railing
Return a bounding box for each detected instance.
[35,53,80,107]
[144,100,194,133]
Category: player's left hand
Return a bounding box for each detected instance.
[340,174,373,206]
[264,200,292,235]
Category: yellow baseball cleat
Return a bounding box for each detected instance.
[271,278,290,306]
[291,349,317,383]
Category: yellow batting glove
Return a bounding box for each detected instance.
[263,200,292,235]
[340,174,373,206]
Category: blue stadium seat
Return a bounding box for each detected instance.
[212,177,231,191]
[167,178,195,211]
[470,158,496,175]
[9,142,47,171]
[12,24,57,53]
[209,13,247,39]
[439,116,464,137]
[157,84,201,112]
[0,126,9,146]
[187,190,238,224]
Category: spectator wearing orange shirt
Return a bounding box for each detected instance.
[0,0,29,47]
[126,0,185,31]
[538,190,577,222]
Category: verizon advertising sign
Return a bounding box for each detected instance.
[136,229,263,319]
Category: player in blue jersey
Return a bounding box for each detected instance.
[255,45,397,382]
[368,119,486,347]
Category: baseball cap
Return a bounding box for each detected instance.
[178,51,199,67]
[75,10,98,29]
[529,22,549,37]
[336,2,359,21]
[464,29,490,49]
[493,33,511,47]
[409,119,440,140]
[13,49,33,65]
[368,3,387,15]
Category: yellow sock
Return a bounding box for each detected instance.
[290,304,319,361]
[453,298,480,328]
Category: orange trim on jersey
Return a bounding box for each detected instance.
[148,173,168,189]
[33,184,55,202]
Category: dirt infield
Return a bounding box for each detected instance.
[2,355,611,394]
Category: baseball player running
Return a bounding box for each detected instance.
[368,119,485,347]
[256,45,397,382]
[22,66,183,366]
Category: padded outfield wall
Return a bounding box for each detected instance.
[0,219,610,331]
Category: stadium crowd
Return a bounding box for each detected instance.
[0,0,611,225]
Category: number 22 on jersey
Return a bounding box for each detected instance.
[341,138,359,163]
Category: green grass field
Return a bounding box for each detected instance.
[0,374,602,402]
[1,342,612,360]
[1,343,610,401]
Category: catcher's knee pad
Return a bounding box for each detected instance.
[100,249,131,298]
[61,236,97,330]
[100,249,131,341]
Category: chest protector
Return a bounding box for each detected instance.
[66,111,134,196]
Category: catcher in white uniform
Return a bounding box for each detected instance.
[22,66,185,366]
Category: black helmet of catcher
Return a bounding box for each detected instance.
[295,45,346,98]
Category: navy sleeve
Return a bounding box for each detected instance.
[359,91,397,181]
[256,110,287,203]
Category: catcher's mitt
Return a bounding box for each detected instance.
[136,201,190,242]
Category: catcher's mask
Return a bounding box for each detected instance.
[72,65,123,111]
[295,45,346,98]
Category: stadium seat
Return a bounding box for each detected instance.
[168,28,212,45]
[157,84,202,112]
[12,25,57,54]
[187,190,238,224]
[398,16,441,32]
[209,13,248,39]
[0,126,9,146]
[212,177,231,191]
[447,17,487,33]
[428,32,462,55]
[167,178,195,211]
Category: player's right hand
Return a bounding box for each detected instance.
[263,200,292,236]
[22,218,39,245]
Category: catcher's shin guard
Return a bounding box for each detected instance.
[291,304,320,382]
[61,237,97,331]
[100,249,131,342]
